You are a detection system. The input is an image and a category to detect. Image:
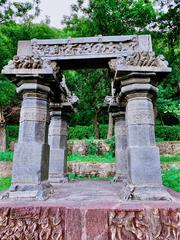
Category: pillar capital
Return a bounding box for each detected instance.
[112,111,125,121]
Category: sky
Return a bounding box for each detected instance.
[14,0,78,28]
[35,0,77,28]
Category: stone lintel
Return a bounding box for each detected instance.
[16,35,152,60]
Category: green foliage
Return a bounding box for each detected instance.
[155,125,180,141]
[162,169,180,192]
[67,153,115,163]
[6,125,19,147]
[85,139,98,155]
[0,78,16,107]
[0,150,13,161]
[68,125,108,139]
[160,154,180,164]
[0,0,40,24]
[68,173,112,181]
[0,176,11,191]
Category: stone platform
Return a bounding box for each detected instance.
[0,180,180,240]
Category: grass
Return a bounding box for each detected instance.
[162,169,180,192]
[0,176,11,191]
[160,154,180,164]
[67,153,115,163]
[0,151,13,162]
[0,170,180,193]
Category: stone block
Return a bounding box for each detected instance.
[12,142,49,184]
[128,146,162,186]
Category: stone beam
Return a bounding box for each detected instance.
[15,35,151,61]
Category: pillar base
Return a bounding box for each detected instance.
[49,174,69,184]
[5,182,53,201]
[112,174,128,183]
[129,186,174,201]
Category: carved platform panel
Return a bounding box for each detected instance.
[109,209,180,240]
[0,205,179,240]
[0,207,65,240]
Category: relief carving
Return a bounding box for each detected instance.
[109,52,169,70]
[109,209,180,240]
[31,37,138,57]
[150,209,180,240]
[109,210,149,240]
[0,207,64,240]
[127,110,154,125]
[4,55,51,70]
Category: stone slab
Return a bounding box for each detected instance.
[0,180,179,240]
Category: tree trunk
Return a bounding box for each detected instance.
[0,106,6,152]
[107,112,113,139]
[94,108,101,139]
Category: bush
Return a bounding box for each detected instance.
[160,154,180,163]
[0,150,13,161]
[6,125,19,147]
[0,176,11,191]
[68,124,108,139]
[155,125,180,141]
[6,124,180,142]
[162,169,180,192]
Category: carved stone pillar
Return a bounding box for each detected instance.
[120,73,172,200]
[10,80,52,199]
[48,103,70,183]
[112,111,128,182]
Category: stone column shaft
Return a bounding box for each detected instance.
[10,83,51,199]
[48,109,69,183]
[113,111,128,182]
[121,80,172,200]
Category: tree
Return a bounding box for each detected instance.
[62,0,157,137]
[0,78,16,151]
[62,0,179,130]
[0,0,40,24]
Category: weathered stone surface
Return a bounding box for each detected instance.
[157,141,180,155]
[69,140,87,155]
[113,111,128,182]
[68,162,115,178]
[0,162,12,177]
[48,109,69,183]
[67,140,180,155]
[0,207,65,239]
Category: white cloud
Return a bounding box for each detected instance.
[12,0,78,28]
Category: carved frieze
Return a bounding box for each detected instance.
[115,126,126,136]
[109,209,180,240]
[20,107,49,122]
[31,37,138,57]
[109,210,149,240]
[127,109,154,125]
[49,127,68,136]
[109,52,169,71]
[0,207,64,240]
[5,55,51,70]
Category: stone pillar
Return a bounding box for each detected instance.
[10,82,52,200]
[121,73,172,200]
[48,104,70,183]
[112,111,128,182]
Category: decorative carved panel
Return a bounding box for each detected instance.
[31,36,138,58]
[0,207,64,240]
[109,209,180,240]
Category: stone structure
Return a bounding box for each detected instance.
[2,35,172,201]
